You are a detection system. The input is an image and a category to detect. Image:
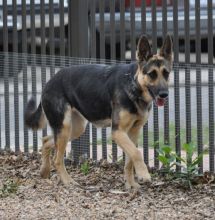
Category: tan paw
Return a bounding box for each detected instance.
[137,172,151,185]
[125,181,141,190]
[60,175,79,187]
[40,166,50,179]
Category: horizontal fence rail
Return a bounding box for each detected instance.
[0,0,214,173]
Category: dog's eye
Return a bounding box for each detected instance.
[163,69,169,80]
[148,70,157,80]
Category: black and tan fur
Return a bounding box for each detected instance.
[25,35,173,189]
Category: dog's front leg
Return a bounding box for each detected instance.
[124,154,141,190]
[123,122,147,189]
[112,129,151,185]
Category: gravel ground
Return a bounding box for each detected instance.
[0,152,215,220]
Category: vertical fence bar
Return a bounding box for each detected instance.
[70,0,80,57]
[92,125,97,161]
[110,0,116,61]
[99,0,105,59]
[141,0,149,165]
[22,0,28,153]
[184,0,191,145]
[85,124,91,159]
[173,0,181,171]
[90,0,98,160]
[72,139,81,165]
[0,101,1,149]
[78,0,89,58]
[130,0,136,61]
[60,0,65,62]
[195,0,203,173]
[30,0,38,152]
[120,0,125,61]
[3,0,10,150]
[110,0,117,162]
[68,0,71,57]
[79,0,90,159]
[120,0,125,162]
[162,0,169,145]
[49,0,55,78]
[69,0,79,164]
[152,0,159,169]
[12,0,19,152]
[41,0,47,138]
[141,0,146,35]
[207,0,214,172]
[99,0,107,160]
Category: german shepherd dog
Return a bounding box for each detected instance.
[25,35,173,189]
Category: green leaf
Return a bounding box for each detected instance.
[161,145,172,154]
[191,154,203,167]
[183,142,195,158]
[175,155,186,163]
[158,155,169,165]
[156,149,164,155]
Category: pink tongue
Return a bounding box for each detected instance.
[156,98,165,107]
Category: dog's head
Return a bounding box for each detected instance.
[136,35,173,107]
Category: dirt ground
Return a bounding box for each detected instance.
[0,152,215,220]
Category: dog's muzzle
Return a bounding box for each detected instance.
[147,87,168,107]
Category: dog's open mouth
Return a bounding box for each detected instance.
[155,97,166,107]
[147,87,167,107]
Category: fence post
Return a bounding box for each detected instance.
[69,0,89,58]
[69,0,89,164]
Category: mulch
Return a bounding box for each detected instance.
[0,151,215,219]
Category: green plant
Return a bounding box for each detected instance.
[108,154,124,164]
[175,142,203,189]
[0,179,19,198]
[157,145,176,174]
[80,161,90,175]
[157,142,204,189]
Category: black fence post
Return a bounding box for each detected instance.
[69,0,89,164]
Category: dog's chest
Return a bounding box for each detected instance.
[92,119,112,128]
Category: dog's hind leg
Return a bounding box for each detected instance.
[54,108,87,185]
[70,109,87,140]
[54,107,73,185]
[40,135,55,178]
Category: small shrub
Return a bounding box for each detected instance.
[157,145,176,174]
[80,161,90,175]
[157,142,204,189]
[175,143,203,189]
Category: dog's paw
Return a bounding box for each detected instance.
[40,166,50,179]
[61,175,80,187]
[137,172,151,185]
[125,181,141,190]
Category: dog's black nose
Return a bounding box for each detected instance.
[159,91,168,99]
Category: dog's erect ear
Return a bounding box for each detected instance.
[160,35,173,61]
[137,35,152,62]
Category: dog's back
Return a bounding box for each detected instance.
[41,63,138,124]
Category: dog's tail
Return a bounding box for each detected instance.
[24,97,46,130]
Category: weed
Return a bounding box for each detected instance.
[108,154,124,165]
[80,161,90,175]
[175,143,203,189]
[0,179,19,198]
[157,142,204,189]
[157,145,176,174]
